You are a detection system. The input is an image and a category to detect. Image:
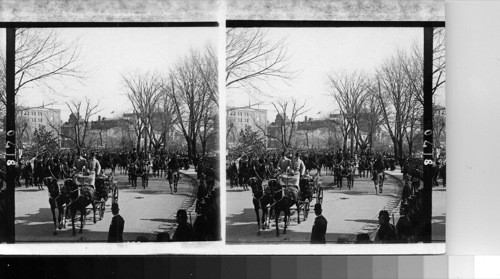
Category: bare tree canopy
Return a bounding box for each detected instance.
[122,71,163,153]
[255,98,308,150]
[375,50,421,163]
[50,98,101,153]
[406,27,445,105]
[168,47,217,160]
[0,28,85,107]
[326,71,370,153]
[226,28,297,95]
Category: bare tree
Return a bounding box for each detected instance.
[122,71,163,154]
[51,98,100,153]
[405,27,446,105]
[226,28,297,96]
[358,89,385,153]
[326,71,371,155]
[0,28,85,106]
[255,98,308,150]
[168,48,216,161]
[375,50,419,164]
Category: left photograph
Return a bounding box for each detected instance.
[0,27,220,243]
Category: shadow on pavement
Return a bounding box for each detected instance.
[344,218,377,224]
[140,218,176,223]
[226,188,248,193]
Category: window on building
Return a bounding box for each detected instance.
[24,111,29,115]
[31,118,36,122]
[38,112,42,116]
[39,118,43,122]
[238,112,242,116]
[230,111,235,116]
[245,112,248,116]
[238,119,242,122]
[245,119,249,122]
[31,112,36,116]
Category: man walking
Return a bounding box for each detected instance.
[310,203,327,244]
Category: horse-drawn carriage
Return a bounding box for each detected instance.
[44,171,119,236]
[94,173,119,220]
[298,171,323,220]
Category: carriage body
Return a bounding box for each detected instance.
[95,174,119,219]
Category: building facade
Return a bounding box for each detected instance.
[226,107,267,148]
[17,107,62,136]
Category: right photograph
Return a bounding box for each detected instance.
[225,26,445,244]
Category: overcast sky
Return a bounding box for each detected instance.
[226,27,445,122]
[1,27,217,122]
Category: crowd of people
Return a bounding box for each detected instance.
[227,146,446,244]
[226,147,398,190]
[0,146,220,243]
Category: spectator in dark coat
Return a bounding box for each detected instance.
[310,204,327,244]
[375,210,396,243]
[172,209,194,241]
[108,203,124,243]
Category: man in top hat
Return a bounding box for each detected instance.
[310,203,327,244]
[375,210,396,243]
[172,209,194,241]
[108,203,125,243]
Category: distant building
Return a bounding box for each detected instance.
[17,106,62,136]
[267,114,343,150]
[226,107,267,147]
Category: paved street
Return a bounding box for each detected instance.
[226,170,446,244]
[15,170,196,242]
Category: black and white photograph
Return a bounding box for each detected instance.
[225,26,446,245]
[0,26,220,243]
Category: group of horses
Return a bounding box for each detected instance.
[247,170,320,237]
[43,171,115,236]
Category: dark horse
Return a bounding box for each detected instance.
[65,179,97,236]
[248,177,273,235]
[268,179,301,237]
[44,177,71,235]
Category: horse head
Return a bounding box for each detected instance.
[248,177,263,196]
[44,177,59,197]
[267,179,279,194]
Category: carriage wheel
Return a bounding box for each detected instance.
[317,188,324,204]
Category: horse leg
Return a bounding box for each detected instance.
[50,203,57,235]
[296,202,301,224]
[79,210,84,234]
[58,206,64,230]
[275,208,280,237]
[92,202,96,224]
[71,208,76,236]
[283,209,288,235]
[254,203,261,235]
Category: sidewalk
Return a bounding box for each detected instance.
[382,168,446,243]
